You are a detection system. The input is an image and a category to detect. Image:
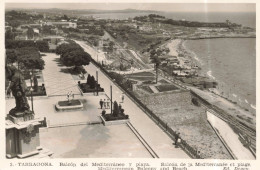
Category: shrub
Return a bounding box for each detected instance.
[191,98,200,106]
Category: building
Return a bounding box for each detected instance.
[43,36,64,45]
[33,28,40,34]
[15,35,28,40]
[46,22,77,29]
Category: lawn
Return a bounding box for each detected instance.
[158,79,170,84]
[127,76,155,82]
[129,72,154,77]
[138,85,154,94]
[155,84,179,92]
[58,99,81,106]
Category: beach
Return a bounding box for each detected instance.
[165,38,256,122]
[183,38,256,113]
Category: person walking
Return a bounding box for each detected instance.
[106,99,110,109]
[99,99,104,109]
[174,132,180,146]
[67,92,70,102]
[121,93,124,103]
[103,99,107,109]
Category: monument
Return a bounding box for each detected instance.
[5,65,53,158]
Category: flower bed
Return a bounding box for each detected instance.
[78,83,104,93]
[58,100,81,106]
[25,87,46,96]
[155,84,179,92]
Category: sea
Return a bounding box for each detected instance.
[184,38,256,112]
[83,11,256,111]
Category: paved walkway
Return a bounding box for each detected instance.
[40,124,152,158]
[5,95,107,126]
[207,111,255,160]
[149,85,159,93]
[41,53,80,96]
[83,63,190,158]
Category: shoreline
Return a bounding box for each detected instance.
[184,35,256,40]
[174,39,256,114]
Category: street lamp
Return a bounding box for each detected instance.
[96,69,99,96]
[110,83,113,114]
[110,79,115,114]
[96,47,99,63]
[29,71,34,112]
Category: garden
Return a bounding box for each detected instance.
[78,74,104,93]
[102,101,129,121]
[155,84,179,92]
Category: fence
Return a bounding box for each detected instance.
[90,58,202,159]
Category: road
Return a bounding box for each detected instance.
[83,62,190,158]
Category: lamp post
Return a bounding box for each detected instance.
[110,82,113,114]
[30,71,34,112]
[96,47,99,63]
[96,69,99,96]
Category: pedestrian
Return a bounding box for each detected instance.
[174,132,180,146]
[197,151,201,158]
[101,109,106,116]
[121,93,124,103]
[72,93,74,99]
[99,99,103,109]
[67,92,70,102]
[118,104,122,114]
[106,99,110,109]
[103,99,107,109]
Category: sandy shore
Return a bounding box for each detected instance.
[166,39,182,57]
[181,40,255,114]
[165,38,256,128]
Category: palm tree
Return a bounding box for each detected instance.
[150,51,161,83]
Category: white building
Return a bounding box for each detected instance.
[46,22,77,29]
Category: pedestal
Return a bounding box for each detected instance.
[6,114,53,159]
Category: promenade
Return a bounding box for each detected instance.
[84,63,190,158]
[6,50,190,158]
[73,41,190,158]
[41,53,81,96]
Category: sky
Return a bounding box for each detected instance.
[5,3,256,13]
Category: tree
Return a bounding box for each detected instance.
[150,50,161,83]
[5,30,15,40]
[113,101,119,117]
[6,49,17,64]
[36,41,49,52]
[56,43,83,55]
[89,76,96,89]
[16,47,45,70]
[86,74,91,85]
[60,49,90,70]
[63,15,69,21]
[57,42,91,74]
[33,75,38,92]
[27,27,34,39]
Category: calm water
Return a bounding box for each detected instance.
[184,38,256,110]
[84,12,256,28]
